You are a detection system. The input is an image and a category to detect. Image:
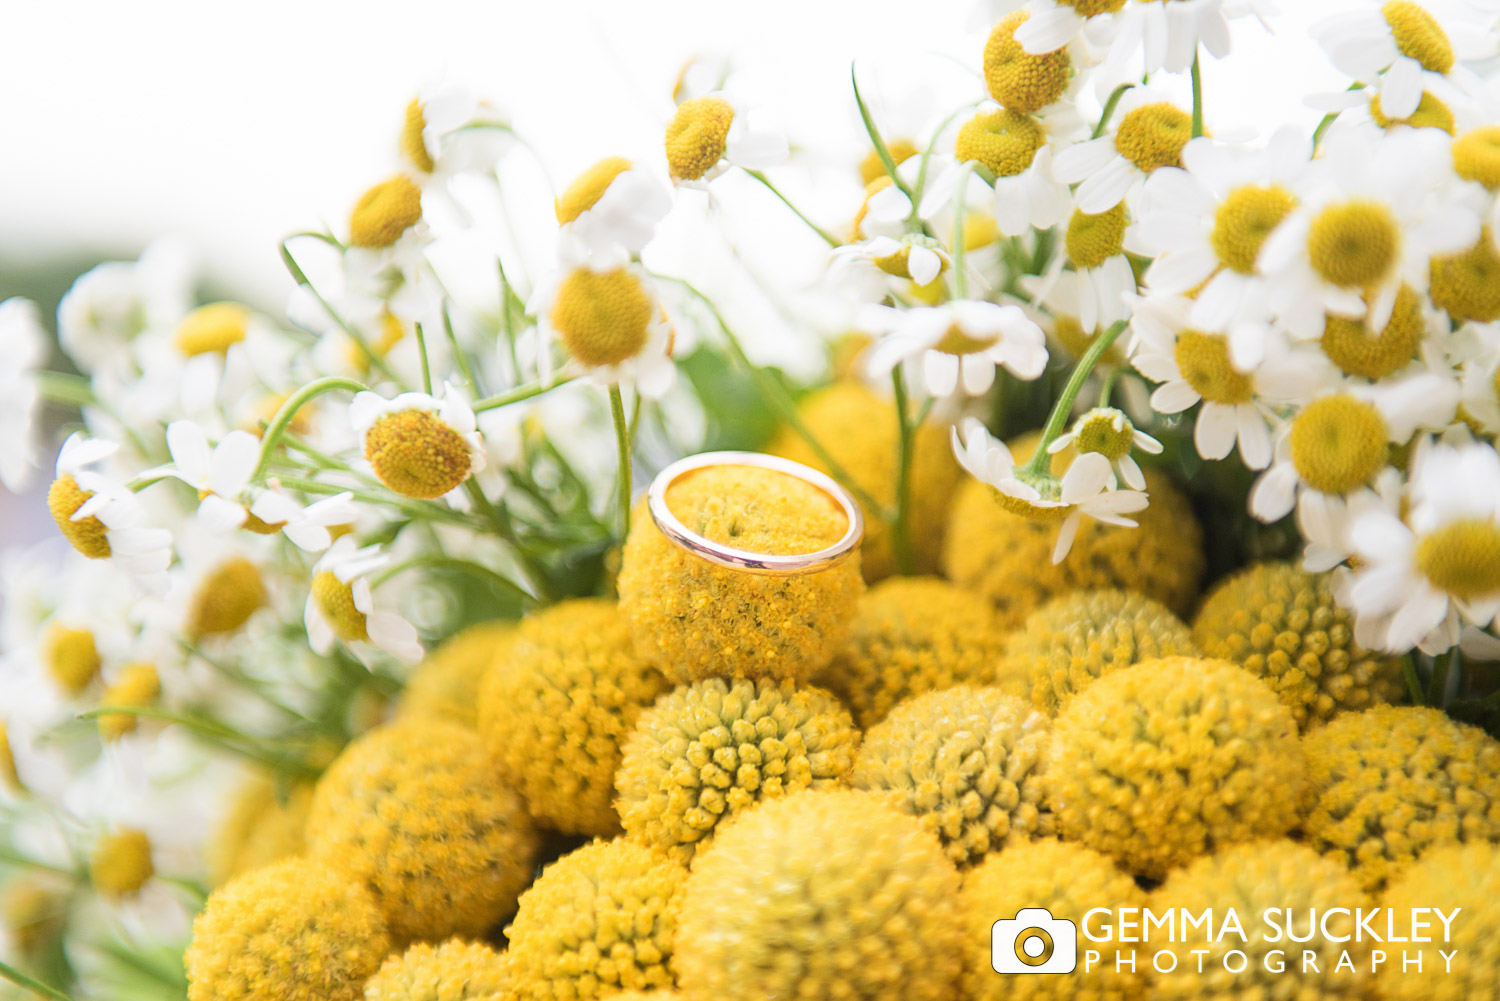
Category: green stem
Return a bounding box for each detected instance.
[1428,648,1457,708]
[915,102,980,215]
[461,480,554,602]
[851,63,914,200]
[252,376,367,483]
[1190,53,1204,138]
[952,162,972,299]
[473,372,576,411]
[1401,653,1424,706]
[371,555,531,603]
[890,368,916,575]
[279,238,403,386]
[744,170,839,247]
[1099,366,1126,408]
[1023,319,1129,476]
[33,370,95,407]
[0,960,75,1001]
[0,848,77,879]
[414,322,433,395]
[272,475,477,528]
[1313,82,1364,149]
[609,384,633,539]
[1093,84,1135,139]
[442,303,479,391]
[74,707,320,778]
[124,466,178,492]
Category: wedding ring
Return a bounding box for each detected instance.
[645,451,864,576]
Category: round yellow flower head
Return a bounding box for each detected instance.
[208,773,314,886]
[1211,184,1298,274]
[961,839,1146,1001]
[853,686,1051,866]
[1322,283,1425,378]
[306,719,540,944]
[175,302,250,357]
[1006,588,1197,714]
[48,475,110,559]
[2,878,66,958]
[1148,840,1374,1000]
[363,937,512,1001]
[185,556,267,641]
[1291,395,1391,493]
[1047,656,1305,879]
[1066,202,1128,270]
[401,98,436,174]
[956,108,1046,178]
[768,382,962,580]
[97,662,160,741]
[185,857,391,1001]
[873,234,948,280]
[90,828,154,899]
[1301,706,1500,892]
[478,599,670,835]
[550,267,654,368]
[1114,102,1193,173]
[398,621,516,729]
[1377,841,1500,1000]
[820,576,1008,727]
[365,409,475,500]
[1452,125,1500,188]
[859,137,918,185]
[1370,89,1455,133]
[1430,229,1500,322]
[1193,562,1405,729]
[666,95,734,181]
[507,838,688,1000]
[673,789,964,1001]
[1307,199,1400,289]
[350,175,423,249]
[1384,0,1454,73]
[616,676,858,863]
[984,11,1071,113]
[344,310,409,374]
[850,175,894,240]
[944,437,1204,631]
[617,466,864,685]
[42,623,101,695]
[556,156,633,224]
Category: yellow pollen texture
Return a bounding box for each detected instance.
[400,98,435,173]
[97,663,160,741]
[1430,230,1500,322]
[1175,330,1253,404]
[90,829,154,899]
[1452,125,1500,188]
[349,175,423,249]
[551,267,653,367]
[1382,0,1454,74]
[186,556,267,640]
[556,156,632,224]
[1059,0,1127,13]
[1211,185,1296,273]
[1416,519,1500,599]
[666,96,734,181]
[175,302,250,357]
[955,109,1045,178]
[1113,103,1192,173]
[1370,90,1454,133]
[1289,395,1389,495]
[44,624,101,695]
[1321,284,1424,378]
[1072,407,1135,459]
[860,138,918,185]
[365,409,473,499]
[48,475,110,559]
[312,571,367,643]
[984,11,1071,114]
[1065,202,1128,269]
[1307,199,1400,289]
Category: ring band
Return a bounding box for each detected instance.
[646,451,864,576]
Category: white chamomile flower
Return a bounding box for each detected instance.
[665,91,787,187]
[400,82,484,179]
[554,157,673,262]
[861,300,1049,396]
[952,418,1150,563]
[530,259,676,399]
[56,237,193,378]
[248,488,358,552]
[1459,327,1500,431]
[1010,0,1123,56]
[832,233,951,290]
[1312,0,1480,121]
[1097,0,1273,84]
[48,434,171,594]
[952,104,1077,236]
[1047,406,1163,489]
[1052,88,1197,214]
[304,536,422,665]
[0,297,48,492]
[350,384,487,503]
[165,421,260,532]
[1054,198,1144,334]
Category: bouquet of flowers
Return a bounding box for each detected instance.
[5,1,1500,999]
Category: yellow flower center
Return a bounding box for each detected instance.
[859,138,918,186]
[1066,202,1128,269]
[1306,200,1400,289]
[1382,0,1454,74]
[174,302,249,357]
[1369,90,1454,133]
[1072,408,1136,460]
[97,663,160,741]
[1429,230,1500,322]
[984,11,1072,114]
[186,556,268,641]
[988,478,1072,522]
[850,175,892,239]
[933,323,999,356]
[1321,284,1423,379]
[955,109,1046,178]
[1289,395,1389,495]
[1175,330,1253,404]
[1114,103,1193,173]
[48,475,111,559]
[1211,185,1297,274]
[1058,0,1127,15]
[401,98,435,174]
[241,510,286,535]
[313,570,369,643]
[1416,519,1500,600]
[555,157,633,225]
[666,96,734,181]
[1452,126,1500,188]
[908,276,946,305]
[346,310,407,372]
[966,212,1000,250]
[365,409,474,499]
[3,880,62,954]
[1054,315,1125,364]
[0,722,21,790]
[43,624,100,695]
[90,829,154,899]
[349,175,423,249]
[873,237,947,280]
[551,266,654,368]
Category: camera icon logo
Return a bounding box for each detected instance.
[991,908,1078,974]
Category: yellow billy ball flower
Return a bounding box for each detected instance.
[175,302,250,357]
[961,839,1146,1001]
[89,828,154,899]
[666,95,734,181]
[1047,656,1305,879]
[1065,202,1128,269]
[853,686,1051,866]
[1321,283,1424,378]
[478,599,671,835]
[97,662,160,741]
[819,576,1009,727]
[1211,185,1297,274]
[1301,706,1500,892]
[398,621,516,729]
[616,676,858,864]
[1377,841,1500,1000]
[1193,562,1404,729]
[306,720,541,943]
[365,410,475,499]
[858,137,918,186]
[673,790,964,1001]
[1148,840,1374,1000]
[1005,588,1197,714]
[48,475,110,559]
[1452,125,1500,188]
[350,175,423,249]
[42,623,101,695]
[617,467,864,685]
[768,382,962,581]
[207,773,315,886]
[364,937,512,1001]
[556,156,633,224]
[550,267,653,367]
[983,11,1071,113]
[1306,199,1400,289]
[1384,0,1454,73]
[507,838,688,1000]
[185,556,267,641]
[1430,229,1500,322]
[1114,103,1193,172]
[185,857,391,1001]
[1370,89,1455,133]
[955,108,1046,178]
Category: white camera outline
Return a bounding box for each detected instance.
[991,908,1079,974]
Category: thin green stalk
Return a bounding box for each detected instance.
[473,372,576,411]
[1428,648,1457,708]
[0,960,74,1001]
[890,368,916,575]
[280,238,403,385]
[851,63,914,200]
[124,466,178,492]
[442,303,478,391]
[745,170,839,247]
[609,384,633,538]
[1099,366,1126,408]
[1401,653,1424,706]
[270,475,476,528]
[461,480,554,602]
[414,322,433,394]
[251,376,367,482]
[952,163,972,299]
[1313,83,1364,149]
[1023,319,1129,476]
[1190,54,1204,138]
[75,706,320,778]
[1093,84,1134,139]
[371,555,531,603]
[914,102,980,215]
[0,848,78,879]
[32,370,95,407]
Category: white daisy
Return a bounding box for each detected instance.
[164,421,261,532]
[349,383,488,504]
[665,91,787,187]
[1312,0,1482,121]
[530,260,677,399]
[1052,87,1197,214]
[1095,0,1275,85]
[304,536,422,665]
[248,488,359,552]
[51,434,172,594]
[1047,406,1163,489]
[950,104,1081,236]
[0,298,48,492]
[831,233,951,291]
[56,237,193,379]
[861,300,1049,396]
[555,158,673,263]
